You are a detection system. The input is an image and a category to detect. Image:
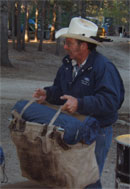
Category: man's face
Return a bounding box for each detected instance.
[64,38,82,60]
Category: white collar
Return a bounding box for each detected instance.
[72,58,87,68]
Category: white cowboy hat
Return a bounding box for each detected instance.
[55,17,100,45]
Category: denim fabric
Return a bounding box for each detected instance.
[85,126,113,189]
[12,100,100,145]
[0,146,4,165]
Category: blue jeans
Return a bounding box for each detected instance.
[85,126,113,189]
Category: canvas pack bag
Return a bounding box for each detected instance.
[9,101,99,189]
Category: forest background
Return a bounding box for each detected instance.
[0,0,130,67]
[0,0,130,188]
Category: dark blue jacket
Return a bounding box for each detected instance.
[44,50,125,127]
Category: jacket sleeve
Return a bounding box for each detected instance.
[44,66,65,105]
[77,62,125,116]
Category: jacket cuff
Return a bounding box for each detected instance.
[77,98,83,112]
[43,87,50,100]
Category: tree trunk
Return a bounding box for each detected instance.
[44,0,50,37]
[71,0,77,18]
[55,3,62,55]
[0,1,12,67]
[50,1,56,41]
[25,6,29,42]
[12,1,16,49]
[78,0,82,16]
[38,1,46,51]
[8,2,12,32]
[16,1,22,51]
[81,0,86,18]
[34,7,38,42]
[21,1,27,50]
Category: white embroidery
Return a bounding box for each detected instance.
[81,77,90,86]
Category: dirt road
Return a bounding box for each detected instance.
[0,36,130,188]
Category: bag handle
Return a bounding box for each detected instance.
[43,106,63,153]
[19,99,62,135]
[48,106,62,127]
[45,106,62,137]
[20,99,62,127]
[20,99,36,117]
[10,99,36,132]
[20,99,62,125]
[17,100,68,153]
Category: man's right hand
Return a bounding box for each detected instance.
[33,88,47,104]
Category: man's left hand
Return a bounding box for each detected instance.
[60,95,78,114]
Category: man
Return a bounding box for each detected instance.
[33,17,125,188]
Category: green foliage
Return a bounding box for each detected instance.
[17,0,130,32]
[103,0,129,26]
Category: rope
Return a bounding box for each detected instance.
[48,106,62,127]
[20,99,36,117]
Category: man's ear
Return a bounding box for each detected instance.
[81,42,88,50]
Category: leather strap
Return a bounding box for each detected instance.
[20,99,36,117]
[48,106,62,127]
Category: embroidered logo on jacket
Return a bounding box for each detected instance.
[81,77,90,86]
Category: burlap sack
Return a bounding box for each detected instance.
[9,103,99,189]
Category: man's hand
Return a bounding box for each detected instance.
[60,95,78,114]
[33,88,47,104]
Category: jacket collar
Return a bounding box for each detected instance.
[63,49,97,70]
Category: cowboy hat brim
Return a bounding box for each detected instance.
[55,28,101,46]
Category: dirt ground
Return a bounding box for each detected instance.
[0,36,130,189]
